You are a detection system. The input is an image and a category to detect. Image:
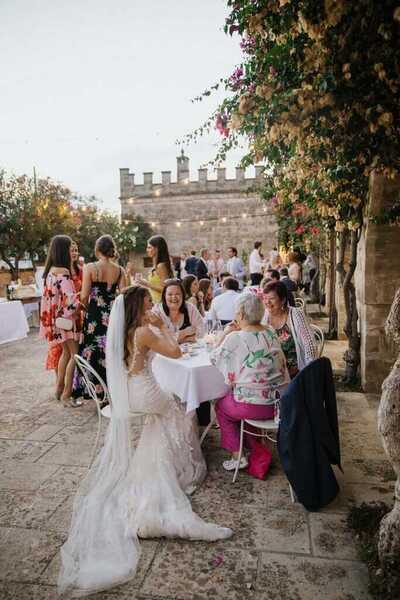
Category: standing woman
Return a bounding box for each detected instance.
[72,235,127,404]
[140,235,173,303]
[40,235,80,405]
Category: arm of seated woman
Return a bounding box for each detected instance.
[178,326,196,343]
[139,318,182,359]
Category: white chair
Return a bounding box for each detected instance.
[73,355,145,468]
[294,296,305,310]
[232,414,296,502]
[310,323,325,357]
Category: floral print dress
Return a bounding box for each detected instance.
[72,280,118,401]
[40,272,80,348]
[275,323,299,379]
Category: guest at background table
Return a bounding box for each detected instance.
[72,235,127,406]
[139,235,173,303]
[208,249,225,282]
[263,280,316,379]
[195,248,210,280]
[245,272,263,295]
[209,276,240,326]
[153,278,205,342]
[40,235,81,406]
[213,271,231,298]
[199,278,213,313]
[175,252,187,280]
[249,241,265,286]
[185,250,199,276]
[269,246,282,270]
[279,267,297,307]
[287,251,302,287]
[182,274,205,317]
[226,247,245,290]
[211,294,289,471]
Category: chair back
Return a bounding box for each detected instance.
[74,355,110,415]
[294,297,305,310]
[310,324,325,357]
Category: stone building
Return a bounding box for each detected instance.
[120,152,277,269]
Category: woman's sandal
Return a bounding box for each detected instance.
[62,397,84,408]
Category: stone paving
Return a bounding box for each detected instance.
[0,332,395,599]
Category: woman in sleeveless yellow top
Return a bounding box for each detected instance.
[139,235,173,303]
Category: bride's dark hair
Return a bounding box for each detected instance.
[123,286,150,366]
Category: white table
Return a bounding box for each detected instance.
[0,300,29,345]
[152,348,229,413]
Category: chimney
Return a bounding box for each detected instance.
[162,171,171,186]
[235,167,245,182]
[120,168,133,195]
[177,149,190,182]
[143,172,153,188]
[198,168,207,183]
[217,167,226,183]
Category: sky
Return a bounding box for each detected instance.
[0,0,247,212]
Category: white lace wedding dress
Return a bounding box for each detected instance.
[58,295,232,598]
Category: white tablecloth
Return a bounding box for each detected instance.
[152,348,229,413]
[0,301,29,345]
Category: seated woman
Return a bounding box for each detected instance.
[59,286,231,597]
[182,274,205,317]
[199,278,213,312]
[153,278,205,342]
[211,294,289,472]
[262,280,317,379]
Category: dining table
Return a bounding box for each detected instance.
[0,300,29,345]
[152,343,229,413]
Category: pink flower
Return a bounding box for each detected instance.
[311,226,320,235]
[295,224,305,235]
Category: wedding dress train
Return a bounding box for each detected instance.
[58,295,232,597]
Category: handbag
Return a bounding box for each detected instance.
[55,317,73,331]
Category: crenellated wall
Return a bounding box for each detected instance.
[120,152,276,258]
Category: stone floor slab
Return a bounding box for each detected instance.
[0,459,59,491]
[0,490,67,529]
[0,527,64,582]
[37,442,93,467]
[257,553,372,599]
[141,543,257,600]
[38,465,87,495]
[0,438,56,461]
[309,513,359,560]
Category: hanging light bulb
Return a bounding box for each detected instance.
[221,217,227,223]
[242,212,247,218]
[199,220,204,226]
[176,221,181,227]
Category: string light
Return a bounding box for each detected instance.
[176,221,181,227]
[242,212,247,218]
[199,220,204,226]
[154,189,161,197]
[151,221,156,227]
[262,207,267,212]
[221,217,227,223]
[128,199,134,204]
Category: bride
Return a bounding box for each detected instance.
[58,285,232,597]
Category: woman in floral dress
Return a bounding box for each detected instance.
[40,235,81,405]
[211,294,289,472]
[72,235,126,404]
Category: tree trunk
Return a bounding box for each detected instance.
[336,230,360,382]
[0,250,19,280]
[378,288,400,561]
[327,230,337,338]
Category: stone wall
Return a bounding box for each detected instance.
[120,153,277,266]
[356,172,400,392]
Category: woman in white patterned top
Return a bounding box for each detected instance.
[211,294,289,472]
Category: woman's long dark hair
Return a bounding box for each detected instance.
[182,274,197,299]
[199,278,212,311]
[123,286,151,367]
[43,235,72,279]
[148,235,173,278]
[161,279,190,327]
[70,241,80,278]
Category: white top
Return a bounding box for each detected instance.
[249,249,264,274]
[209,290,240,322]
[226,256,245,287]
[288,262,301,283]
[207,257,225,278]
[153,302,205,338]
[211,328,289,405]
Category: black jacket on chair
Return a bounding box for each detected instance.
[277,357,341,511]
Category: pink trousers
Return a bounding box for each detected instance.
[215,391,275,452]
